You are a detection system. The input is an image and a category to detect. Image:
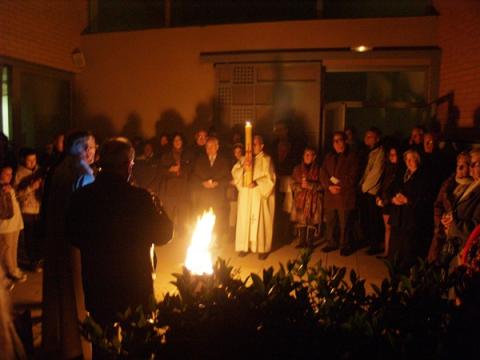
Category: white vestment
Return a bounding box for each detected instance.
[232,152,276,253]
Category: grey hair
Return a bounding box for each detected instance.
[206,136,219,146]
[403,149,421,165]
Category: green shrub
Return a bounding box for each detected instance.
[81,251,480,359]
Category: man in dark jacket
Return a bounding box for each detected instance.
[320,131,360,256]
[191,136,230,242]
[68,137,173,329]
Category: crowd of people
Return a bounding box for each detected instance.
[292,125,479,272]
[0,123,478,282]
[0,121,478,358]
[62,122,479,270]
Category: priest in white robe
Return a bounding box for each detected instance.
[232,135,276,260]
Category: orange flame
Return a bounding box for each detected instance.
[185,208,215,275]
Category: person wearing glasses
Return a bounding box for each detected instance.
[441,148,480,266]
[320,131,360,256]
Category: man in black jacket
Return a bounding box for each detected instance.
[191,136,230,243]
[68,137,173,329]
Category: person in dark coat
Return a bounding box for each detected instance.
[42,130,95,359]
[320,131,360,256]
[375,146,405,258]
[190,129,208,161]
[191,136,230,242]
[68,137,173,328]
[427,152,472,264]
[388,149,432,270]
[159,133,193,236]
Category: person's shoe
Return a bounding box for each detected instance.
[366,247,383,255]
[340,246,355,256]
[237,251,248,257]
[321,245,338,253]
[376,254,388,260]
[258,253,269,260]
[295,242,307,249]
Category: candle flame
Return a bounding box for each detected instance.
[150,243,156,280]
[185,209,216,275]
[245,121,252,127]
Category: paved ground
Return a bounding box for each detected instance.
[10,232,388,354]
[152,233,388,297]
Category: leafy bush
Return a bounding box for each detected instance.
[82,251,480,359]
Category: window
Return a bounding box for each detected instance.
[215,62,321,147]
[1,66,11,138]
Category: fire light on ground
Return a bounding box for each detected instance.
[185,208,216,275]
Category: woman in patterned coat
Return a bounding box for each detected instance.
[291,147,322,248]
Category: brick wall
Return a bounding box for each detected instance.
[0,0,87,72]
[435,0,480,127]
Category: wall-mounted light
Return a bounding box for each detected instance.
[351,45,373,53]
[72,48,86,68]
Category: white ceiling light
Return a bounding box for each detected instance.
[351,45,373,52]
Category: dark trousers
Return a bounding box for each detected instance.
[18,214,41,266]
[389,226,417,272]
[360,193,384,250]
[324,208,352,248]
[274,191,293,245]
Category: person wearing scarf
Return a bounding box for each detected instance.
[427,151,472,263]
[291,147,322,248]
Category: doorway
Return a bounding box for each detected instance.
[322,70,430,149]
